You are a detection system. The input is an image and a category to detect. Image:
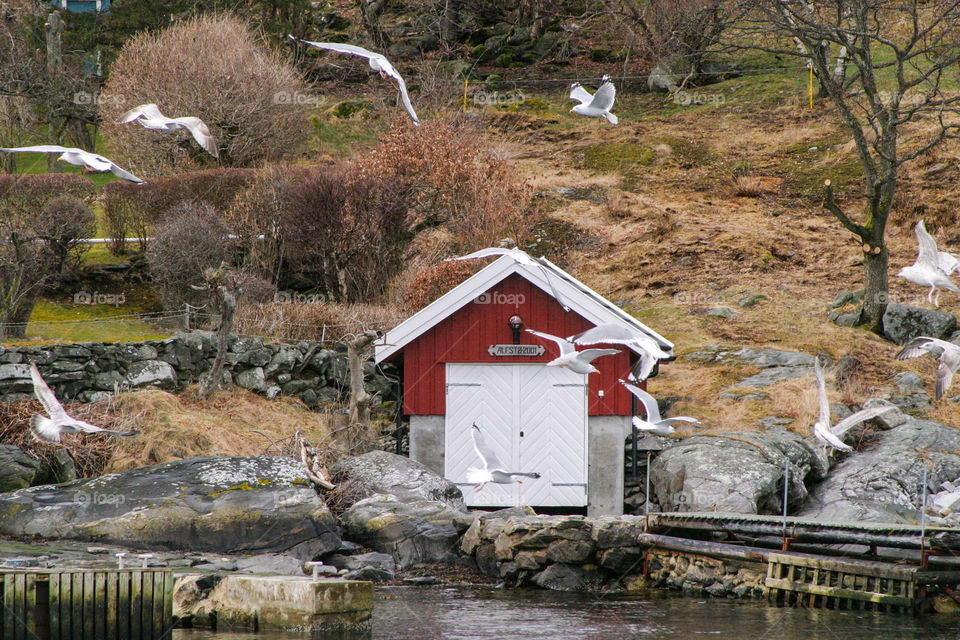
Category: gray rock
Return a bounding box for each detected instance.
[343,567,394,582]
[832,312,861,328]
[882,303,956,345]
[651,431,825,514]
[0,446,39,492]
[831,290,861,309]
[234,367,267,392]
[533,563,602,592]
[324,552,396,573]
[330,450,465,510]
[738,294,767,308]
[799,416,960,522]
[125,360,177,389]
[648,59,682,92]
[341,494,474,569]
[706,307,738,319]
[894,371,924,393]
[0,456,340,555]
[234,553,304,575]
[33,449,77,485]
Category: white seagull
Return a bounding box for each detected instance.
[118,103,218,158]
[569,323,672,382]
[291,37,419,126]
[619,379,700,436]
[526,328,619,375]
[895,336,960,401]
[897,220,960,308]
[0,145,144,183]
[466,423,541,491]
[811,357,893,453]
[29,362,140,443]
[446,247,571,312]
[569,75,618,124]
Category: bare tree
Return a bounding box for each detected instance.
[734,1,960,331]
[198,262,243,399]
[357,0,390,47]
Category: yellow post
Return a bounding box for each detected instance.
[809,64,814,109]
[463,79,469,112]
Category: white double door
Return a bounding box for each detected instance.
[445,363,588,507]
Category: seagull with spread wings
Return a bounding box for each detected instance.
[118,104,218,158]
[446,247,571,312]
[811,357,893,453]
[0,146,144,183]
[291,36,419,126]
[569,323,672,382]
[526,328,619,375]
[619,379,700,436]
[466,423,541,491]
[569,75,618,124]
[895,336,960,401]
[29,362,140,443]
[897,220,960,308]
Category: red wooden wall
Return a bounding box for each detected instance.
[389,273,637,416]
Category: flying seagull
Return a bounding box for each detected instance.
[446,247,571,312]
[466,423,541,491]
[290,36,419,126]
[0,145,144,183]
[526,328,619,375]
[569,323,672,382]
[619,379,700,436]
[811,357,893,453]
[29,362,140,443]
[895,336,960,401]
[118,103,218,158]
[569,75,618,124]
[897,220,960,308]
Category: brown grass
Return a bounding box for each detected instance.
[233,301,405,343]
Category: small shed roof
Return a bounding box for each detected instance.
[375,254,673,363]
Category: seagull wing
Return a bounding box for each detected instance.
[0,145,72,154]
[472,423,506,472]
[569,83,593,105]
[895,336,955,360]
[831,405,894,436]
[814,357,830,426]
[569,323,670,358]
[171,116,219,157]
[107,162,145,184]
[526,328,575,356]
[118,103,166,124]
[393,74,420,126]
[576,348,619,364]
[297,39,384,62]
[30,362,68,421]
[588,79,616,112]
[915,220,940,268]
[938,252,960,276]
[446,247,511,261]
[658,416,701,426]
[619,379,661,422]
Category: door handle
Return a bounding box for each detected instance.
[520,431,524,437]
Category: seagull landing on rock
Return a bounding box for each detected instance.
[526,329,619,375]
[569,75,618,124]
[569,323,672,382]
[290,36,419,126]
[29,362,139,443]
[466,423,541,491]
[0,146,144,183]
[446,247,571,312]
[619,379,700,436]
[897,220,960,308]
[895,336,960,401]
[118,104,218,158]
[811,357,893,454]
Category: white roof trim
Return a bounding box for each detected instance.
[375,254,674,363]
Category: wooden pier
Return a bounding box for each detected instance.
[0,568,173,640]
[640,512,960,613]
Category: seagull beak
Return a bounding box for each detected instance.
[517,480,523,484]
[56,157,62,162]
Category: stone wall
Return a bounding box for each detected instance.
[460,513,766,596]
[0,331,396,407]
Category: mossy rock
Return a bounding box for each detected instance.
[331,99,370,119]
[494,53,514,67]
[590,47,612,63]
[506,26,531,46]
[578,142,655,174]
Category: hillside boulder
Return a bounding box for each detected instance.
[882,304,956,345]
[0,445,39,492]
[330,450,465,510]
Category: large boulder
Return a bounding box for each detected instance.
[340,495,473,569]
[329,451,465,510]
[882,303,956,345]
[0,445,39,492]
[0,456,340,558]
[650,431,825,514]
[799,415,960,523]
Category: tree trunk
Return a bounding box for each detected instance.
[200,266,241,399]
[861,245,888,333]
[440,0,460,44]
[346,330,379,448]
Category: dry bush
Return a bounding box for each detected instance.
[732,175,767,197]
[233,300,404,342]
[366,117,535,253]
[102,168,256,253]
[99,13,311,173]
[146,202,229,311]
[0,174,95,206]
[35,196,95,273]
[404,259,482,311]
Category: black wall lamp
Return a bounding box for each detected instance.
[508,315,524,344]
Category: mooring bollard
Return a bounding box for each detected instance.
[138,552,154,569]
[116,551,126,570]
[305,561,324,581]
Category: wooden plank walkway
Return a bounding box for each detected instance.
[0,568,173,640]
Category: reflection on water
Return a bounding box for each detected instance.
[174,585,960,640]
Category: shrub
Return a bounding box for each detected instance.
[146,202,229,312]
[404,259,481,311]
[99,14,311,172]
[36,196,96,273]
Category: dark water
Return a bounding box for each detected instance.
[173,585,960,640]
